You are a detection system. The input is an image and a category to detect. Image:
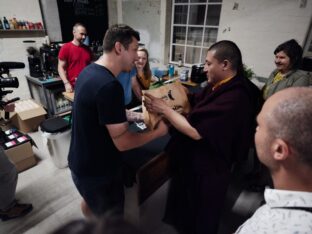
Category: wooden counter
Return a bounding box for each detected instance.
[63,92,74,102]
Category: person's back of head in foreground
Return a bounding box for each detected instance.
[256,87,312,189]
[235,87,312,234]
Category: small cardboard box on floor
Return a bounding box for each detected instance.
[10,99,46,133]
[1,129,37,173]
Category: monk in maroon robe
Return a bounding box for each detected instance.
[144,40,261,234]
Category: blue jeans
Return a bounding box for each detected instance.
[71,170,124,216]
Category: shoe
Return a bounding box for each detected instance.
[0,202,33,221]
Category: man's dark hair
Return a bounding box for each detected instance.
[102,24,140,52]
[208,40,245,78]
[274,39,303,70]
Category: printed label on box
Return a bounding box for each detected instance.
[5,140,17,148]
[17,136,28,143]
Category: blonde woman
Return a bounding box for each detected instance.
[131,48,152,103]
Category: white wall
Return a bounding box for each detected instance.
[1,0,311,100]
[116,0,311,77]
[40,0,62,42]
[0,0,45,100]
[121,0,162,61]
[218,0,312,77]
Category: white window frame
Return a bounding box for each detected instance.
[303,22,312,57]
[169,0,222,66]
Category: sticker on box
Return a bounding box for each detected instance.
[5,140,17,148]
[17,136,28,143]
[7,133,20,139]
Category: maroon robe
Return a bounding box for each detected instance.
[164,75,261,234]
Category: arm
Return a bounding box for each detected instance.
[131,75,143,101]
[58,59,73,92]
[144,93,201,140]
[125,109,144,122]
[106,120,168,151]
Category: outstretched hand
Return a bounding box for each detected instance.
[143,93,169,114]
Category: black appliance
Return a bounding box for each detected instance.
[28,56,43,78]
[190,64,207,84]
[40,44,60,76]
[26,46,43,78]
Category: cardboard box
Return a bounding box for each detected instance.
[4,141,37,173]
[10,99,46,133]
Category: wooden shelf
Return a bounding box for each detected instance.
[0,29,46,38]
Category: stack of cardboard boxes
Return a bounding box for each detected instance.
[10,99,47,133]
[0,129,36,172]
[1,99,46,172]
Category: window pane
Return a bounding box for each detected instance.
[190,0,206,2]
[173,26,187,44]
[203,28,218,47]
[172,45,185,62]
[185,47,201,64]
[187,27,203,46]
[175,0,188,3]
[206,5,221,25]
[174,5,188,24]
[201,48,209,63]
[188,5,206,25]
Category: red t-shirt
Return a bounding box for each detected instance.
[58,42,92,87]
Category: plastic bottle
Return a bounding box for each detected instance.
[168,64,175,77]
[0,19,3,29]
[178,54,183,67]
[9,19,14,30]
[12,18,18,29]
[3,17,10,30]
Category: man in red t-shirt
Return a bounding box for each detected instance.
[58,23,92,92]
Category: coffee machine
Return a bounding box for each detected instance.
[26,47,43,78]
[40,43,60,76]
[190,64,207,83]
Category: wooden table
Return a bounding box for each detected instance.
[63,92,74,102]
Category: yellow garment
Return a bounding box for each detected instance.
[272,72,284,84]
[263,72,284,99]
[212,76,234,91]
[137,73,151,90]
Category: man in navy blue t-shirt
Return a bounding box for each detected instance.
[68,24,168,217]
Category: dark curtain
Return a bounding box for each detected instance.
[57,0,108,43]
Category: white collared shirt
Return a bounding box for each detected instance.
[235,188,312,234]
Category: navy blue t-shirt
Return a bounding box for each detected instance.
[68,63,127,176]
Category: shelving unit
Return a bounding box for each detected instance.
[0,29,46,38]
[26,75,72,117]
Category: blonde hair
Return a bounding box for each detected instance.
[138,47,151,80]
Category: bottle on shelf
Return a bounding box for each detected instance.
[3,17,10,30]
[9,19,14,30]
[178,54,183,67]
[0,19,3,30]
[12,18,18,29]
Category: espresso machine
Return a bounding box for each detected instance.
[40,43,60,77]
[26,47,43,78]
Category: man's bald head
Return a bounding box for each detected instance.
[265,87,312,167]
